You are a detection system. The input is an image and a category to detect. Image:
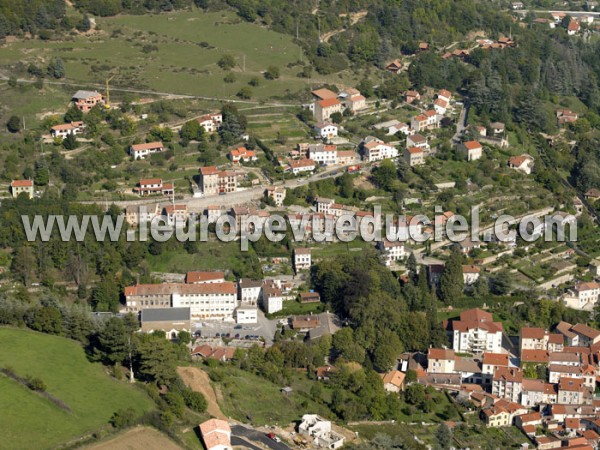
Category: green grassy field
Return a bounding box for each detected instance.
[146,239,261,277]
[0,10,310,99]
[0,328,155,450]
[204,365,331,426]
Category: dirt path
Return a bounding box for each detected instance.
[84,426,182,450]
[177,366,226,420]
[322,11,368,42]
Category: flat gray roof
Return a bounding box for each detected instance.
[72,90,100,100]
[141,307,190,322]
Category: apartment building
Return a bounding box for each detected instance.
[199,166,237,195]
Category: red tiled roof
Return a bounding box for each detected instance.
[199,418,231,435]
[559,377,584,392]
[575,282,600,292]
[571,323,600,339]
[518,412,541,423]
[186,271,225,283]
[131,141,164,151]
[139,178,162,185]
[493,367,523,382]
[482,352,509,366]
[521,327,546,339]
[52,121,84,131]
[381,370,406,387]
[11,179,33,187]
[289,158,316,169]
[311,88,338,100]
[462,265,480,274]
[521,349,549,363]
[200,166,219,175]
[463,140,482,150]
[318,98,341,108]
[508,155,530,166]
[428,348,455,360]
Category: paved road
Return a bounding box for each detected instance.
[232,425,290,450]
[231,436,263,450]
[452,103,469,143]
[512,9,600,17]
[82,163,354,212]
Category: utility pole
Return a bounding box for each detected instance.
[22,116,26,131]
[243,54,246,72]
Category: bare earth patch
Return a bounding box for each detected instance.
[177,366,226,420]
[85,426,182,450]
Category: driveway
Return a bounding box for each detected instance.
[231,425,290,450]
[231,436,263,450]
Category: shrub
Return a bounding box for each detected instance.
[183,390,207,413]
[26,376,47,392]
[110,407,137,428]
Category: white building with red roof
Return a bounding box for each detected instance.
[314,97,343,122]
[404,146,425,167]
[492,367,523,402]
[228,147,257,164]
[309,143,338,165]
[125,282,238,319]
[433,98,449,115]
[340,88,366,112]
[363,137,398,162]
[410,110,439,132]
[10,179,34,198]
[437,89,452,103]
[199,166,237,195]
[129,141,165,160]
[445,308,503,354]
[199,418,232,450]
[460,141,483,161]
[427,348,456,374]
[197,113,222,133]
[133,178,174,196]
[462,265,480,285]
[51,121,86,140]
[287,158,316,175]
[508,154,535,174]
[406,133,430,150]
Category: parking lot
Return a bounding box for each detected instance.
[192,310,281,345]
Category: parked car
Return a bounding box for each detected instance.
[266,433,281,442]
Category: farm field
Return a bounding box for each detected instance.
[84,426,183,450]
[0,328,155,450]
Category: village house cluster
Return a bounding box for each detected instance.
[394,308,600,448]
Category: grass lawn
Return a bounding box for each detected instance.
[0,328,155,450]
[146,239,261,277]
[204,365,330,426]
[265,300,325,319]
